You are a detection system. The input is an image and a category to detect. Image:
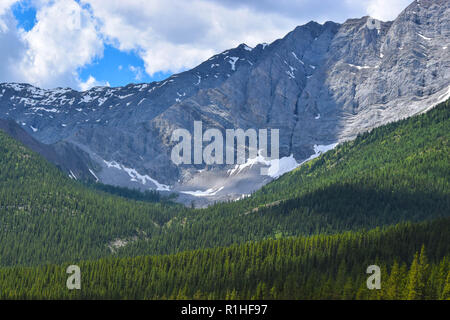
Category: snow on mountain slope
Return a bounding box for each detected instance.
[0,0,448,206]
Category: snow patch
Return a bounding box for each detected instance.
[291,52,304,64]
[89,169,99,182]
[69,170,77,180]
[434,85,450,106]
[227,57,239,71]
[228,152,300,179]
[31,107,59,113]
[194,75,201,85]
[80,95,93,103]
[286,70,295,79]
[98,97,108,106]
[5,83,25,91]
[181,186,224,197]
[103,160,121,170]
[118,93,133,99]
[292,143,339,168]
[313,143,338,154]
[227,143,338,179]
[347,63,373,70]
[103,160,170,191]
[266,155,300,179]
[417,33,432,41]
[234,194,250,201]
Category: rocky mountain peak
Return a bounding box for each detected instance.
[0,0,448,206]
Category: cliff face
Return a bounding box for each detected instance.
[0,118,97,181]
[0,0,449,205]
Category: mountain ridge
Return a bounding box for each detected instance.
[0,118,98,181]
[0,0,448,205]
[0,96,448,266]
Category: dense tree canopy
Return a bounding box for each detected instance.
[0,99,448,299]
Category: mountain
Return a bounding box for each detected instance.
[0,118,98,181]
[1,96,448,267]
[0,0,449,205]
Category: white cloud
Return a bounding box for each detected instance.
[83,0,412,77]
[344,0,412,21]
[128,65,144,81]
[18,0,104,89]
[78,75,109,91]
[0,4,27,83]
[83,0,298,75]
[0,0,19,18]
[364,0,412,21]
[1,0,413,89]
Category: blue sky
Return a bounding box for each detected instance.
[0,0,412,90]
[77,45,171,87]
[10,0,171,87]
[11,1,36,31]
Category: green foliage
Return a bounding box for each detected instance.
[0,99,449,268]
[85,181,177,204]
[247,98,450,206]
[115,99,450,259]
[0,131,181,266]
[0,218,448,299]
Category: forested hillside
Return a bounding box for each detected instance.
[0,99,449,268]
[1,218,448,299]
[114,99,450,259]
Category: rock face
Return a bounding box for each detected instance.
[0,0,449,205]
[0,118,98,181]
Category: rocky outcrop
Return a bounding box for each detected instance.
[0,118,98,181]
[0,0,448,205]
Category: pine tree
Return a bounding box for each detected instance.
[385,261,401,300]
[418,245,430,299]
[405,252,421,300]
[441,272,450,300]
[405,246,430,300]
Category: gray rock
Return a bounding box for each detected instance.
[0,118,98,181]
[0,0,448,205]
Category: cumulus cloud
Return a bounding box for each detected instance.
[211,0,412,22]
[364,0,412,21]
[0,0,19,19]
[209,0,364,23]
[78,75,109,91]
[0,3,27,84]
[1,0,413,89]
[19,0,103,88]
[128,65,144,81]
[82,0,413,76]
[82,0,298,76]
